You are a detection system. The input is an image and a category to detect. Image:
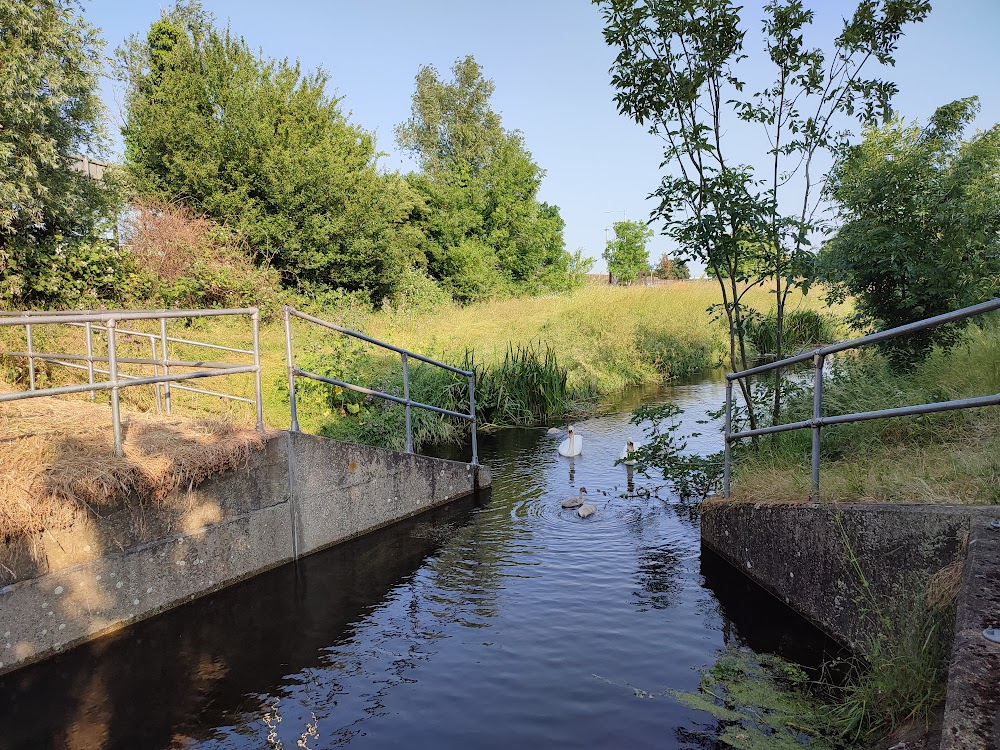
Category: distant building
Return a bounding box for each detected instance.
[68,154,109,181]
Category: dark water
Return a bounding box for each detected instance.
[0,376,836,749]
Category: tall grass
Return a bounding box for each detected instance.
[742,308,841,358]
[733,320,1000,504]
[463,342,570,427]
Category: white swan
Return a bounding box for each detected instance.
[620,440,637,466]
[577,502,597,519]
[558,425,583,457]
[561,487,587,509]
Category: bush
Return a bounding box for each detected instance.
[743,309,839,358]
[124,199,281,315]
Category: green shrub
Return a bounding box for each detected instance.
[743,309,839,358]
[462,342,570,426]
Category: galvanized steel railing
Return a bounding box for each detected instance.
[282,305,478,465]
[0,308,264,456]
[723,297,1000,500]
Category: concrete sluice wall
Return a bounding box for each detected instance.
[0,432,490,676]
[702,500,1000,750]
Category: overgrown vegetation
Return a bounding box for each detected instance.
[732,319,1000,504]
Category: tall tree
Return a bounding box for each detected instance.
[0,0,115,305]
[823,98,1000,360]
[604,220,653,283]
[119,1,418,302]
[396,56,570,300]
[596,0,930,429]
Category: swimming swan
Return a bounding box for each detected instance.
[558,425,583,457]
[561,487,587,509]
[621,440,637,466]
[577,503,597,519]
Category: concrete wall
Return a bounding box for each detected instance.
[0,432,488,676]
[701,500,987,649]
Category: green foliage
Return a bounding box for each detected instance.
[0,0,111,246]
[119,1,417,303]
[396,56,572,300]
[462,342,570,426]
[596,0,930,429]
[670,648,838,749]
[822,97,1000,362]
[636,326,720,377]
[603,220,653,283]
[624,402,723,500]
[742,309,839,357]
[0,0,119,308]
[0,237,142,309]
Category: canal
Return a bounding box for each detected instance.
[0,375,836,749]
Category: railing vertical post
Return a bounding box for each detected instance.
[723,378,733,498]
[25,323,36,390]
[150,336,162,413]
[402,352,413,453]
[283,307,299,432]
[252,310,264,431]
[159,317,171,414]
[85,322,95,401]
[106,319,123,458]
[469,372,478,466]
[811,353,825,500]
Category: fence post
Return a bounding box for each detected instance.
[723,378,733,498]
[469,372,478,466]
[85,322,95,401]
[402,352,413,453]
[150,336,162,413]
[252,310,264,431]
[811,353,825,500]
[107,319,123,457]
[25,323,36,390]
[159,317,171,414]
[283,308,299,432]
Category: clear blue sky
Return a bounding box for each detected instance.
[85,0,1000,275]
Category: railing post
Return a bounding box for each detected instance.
[150,336,162,413]
[469,372,478,466]
[402,352,413,453]
[107,319,123,458]
[811,353,825,500]
[723,378,733,498]
[25,323,36,390]
[159,318,171,414]
[85,322,95,401]
[283,307,299,432]
[252,310,264,431]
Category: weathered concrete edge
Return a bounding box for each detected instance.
[0,431,490,676]
[939,516,1000,750]
[700,499,988,650]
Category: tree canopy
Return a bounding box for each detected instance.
[119,1,418,302]
[396,56,570,301]
[822,97,1000,360]
[604,220,653,283]
[0,0,120,307]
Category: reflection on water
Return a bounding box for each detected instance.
[0,375,835,749]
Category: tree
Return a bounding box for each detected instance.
[604,220,653,283]
[822,98,1000,361]
[119,1,417,302]
[396,56,570,300]
[596,0,930,429]
[654,252,690,280]
[0,0,119,307]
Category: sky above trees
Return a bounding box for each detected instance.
[84,0,1000,274]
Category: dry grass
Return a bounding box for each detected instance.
[0,392,270,541]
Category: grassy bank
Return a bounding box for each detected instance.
[732,320,1000,504]
[1,281,843,450]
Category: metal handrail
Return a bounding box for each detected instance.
[0,307,264,456]
[282,305,478,465]
[723,297,1000,499]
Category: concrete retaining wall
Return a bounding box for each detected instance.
[0,432,489,676]
[700,500,986,649]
